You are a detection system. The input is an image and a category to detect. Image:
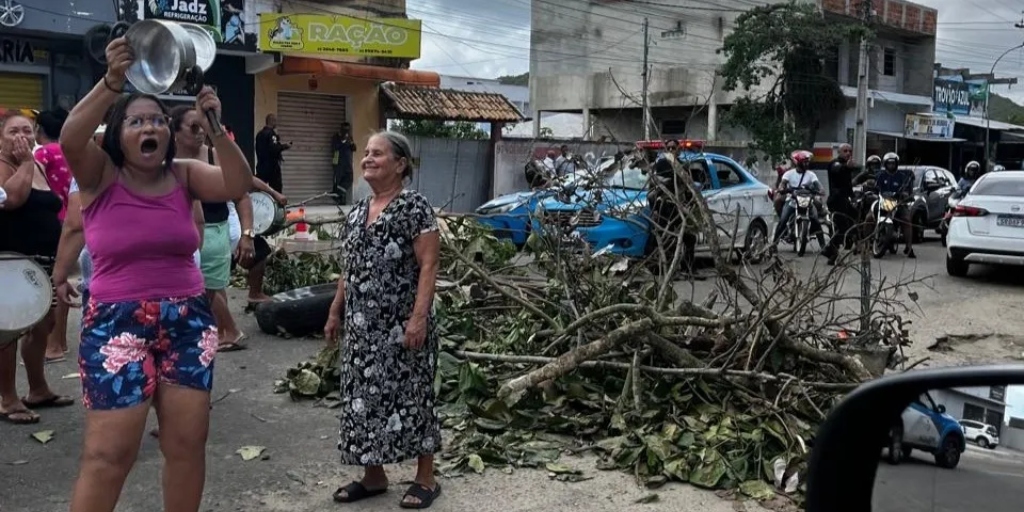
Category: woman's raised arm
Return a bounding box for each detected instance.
[60,37,134,192]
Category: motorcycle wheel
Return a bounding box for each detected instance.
[796,219,809,257]
[872,224,890,259]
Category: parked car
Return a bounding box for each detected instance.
[531,141,776,260]
[474,158,614,247]
[898,165,958,242]
[958,418,1000,449]
[886,391,966,469]
[946,170,1024,277]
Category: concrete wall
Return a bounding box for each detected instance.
[1001,425,1024,451]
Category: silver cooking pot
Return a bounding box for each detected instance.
[109,20,223,135]
[111,20,204,96]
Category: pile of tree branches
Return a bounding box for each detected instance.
[275,170,915,505]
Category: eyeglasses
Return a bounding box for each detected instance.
[124,114,170,130]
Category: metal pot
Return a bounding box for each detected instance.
[110,19,205,96]
[179,23,218,73]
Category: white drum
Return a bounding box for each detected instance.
[250,191,286,236]
[0,253,53,347]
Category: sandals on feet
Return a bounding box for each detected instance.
[332,481,388,503]
[21,395,74,409]
[218,332,248,352]
[0,409,40,424]
[400,483,442,509]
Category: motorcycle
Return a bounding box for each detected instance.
[870,192,908,259]
[938,191,963,247]
[789,188,818,257]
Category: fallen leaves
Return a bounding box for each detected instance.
[236,445,267,461]
[31,430,54,444]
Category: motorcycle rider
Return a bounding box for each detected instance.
[823,144,858,264]
[771,150,827,249]
[870,152,917,258]
[957,160,982,196]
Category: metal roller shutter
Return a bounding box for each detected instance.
[0,72,43,112]
[275,92,347,204]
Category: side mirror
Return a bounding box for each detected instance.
[806,365,1024,512]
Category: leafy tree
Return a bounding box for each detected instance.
[497,73,529,86]
[717,1,869,162]
[393,119,488,140]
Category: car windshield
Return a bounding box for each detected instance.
[970,176,1024,196]
[602,166,648,190]
[986,425,998,435]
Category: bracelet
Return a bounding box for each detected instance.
[102,75,124,94]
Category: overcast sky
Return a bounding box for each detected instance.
[407,0,1024,102]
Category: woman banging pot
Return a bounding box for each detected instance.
[58,35,252,511]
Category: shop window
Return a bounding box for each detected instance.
[883,48,896,77]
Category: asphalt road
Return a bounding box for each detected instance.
[874,445,1024,512]
[1,231,1022,512]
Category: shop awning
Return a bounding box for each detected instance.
[380,82,525,123]
[951,115,1024,132]
[278,56,441,87]
[841,86,932,107]
[868,130,967,142]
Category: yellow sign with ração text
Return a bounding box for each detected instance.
[258,13,422,59]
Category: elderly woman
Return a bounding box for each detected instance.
[170,106,251,351]
[323,131,442,509]
[0,111,75,424]
[59,36,251,510]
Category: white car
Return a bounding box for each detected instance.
[958,419,1000,449]
[945,170,1024,277]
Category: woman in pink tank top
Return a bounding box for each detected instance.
[59,36,252,512]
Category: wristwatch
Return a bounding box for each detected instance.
[242,229,255,238]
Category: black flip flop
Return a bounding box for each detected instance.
[332,481,388,503]
[21,395,74,409]
[400,483,442,509]
[217,342,248,352]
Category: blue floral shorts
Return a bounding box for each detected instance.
[78,295,218,411]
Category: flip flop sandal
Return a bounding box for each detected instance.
[217,342,248,352]
[21,395,74,409]
[332,481,388,503]
[45,356,66,364]
[0,409,41,424]
[399,483,442,509]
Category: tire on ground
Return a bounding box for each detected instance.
[255,283,338,338]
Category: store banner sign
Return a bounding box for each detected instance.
[140,0,257,51]
[0,38,49,66]
[904,113,954,140]
[258,13,422,59]
[932,78,987,117]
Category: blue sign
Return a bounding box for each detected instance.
[933,77,988,117]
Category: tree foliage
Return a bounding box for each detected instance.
[394,119,489,140]
[717,1,869,162]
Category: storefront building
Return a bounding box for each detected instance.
[0,0,118,113]
[251,11,439,202]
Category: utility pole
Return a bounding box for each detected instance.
[856,0,873,333]
[641,17,651,140]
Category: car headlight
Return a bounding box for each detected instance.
[477,202,518,215]
[611,202,645,217]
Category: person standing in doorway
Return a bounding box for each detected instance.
[255,114,291,193]
[331,122,357,204]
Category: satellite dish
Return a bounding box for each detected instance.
[85,24,113,65]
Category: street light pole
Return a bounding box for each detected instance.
[985,38,1024,168]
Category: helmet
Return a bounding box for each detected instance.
[965,160,981,178]
[993,165,1006,172]
[866,155,882,166]
[882,152,899,171]
[790,150,813,168]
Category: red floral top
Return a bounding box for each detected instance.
[34,142,72,221]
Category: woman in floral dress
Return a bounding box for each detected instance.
[324,131,442,509]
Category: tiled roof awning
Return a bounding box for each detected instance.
[380,82,525,123]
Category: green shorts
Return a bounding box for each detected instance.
[200,221,232,290]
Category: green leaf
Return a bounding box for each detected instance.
[236,446,266,461]
[467,453,486,474]
[739,479,776,500]
[689,457,728,489]
[31,430,54,444]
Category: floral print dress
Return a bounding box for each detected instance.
[337,189,442,466]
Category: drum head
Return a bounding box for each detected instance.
[0,254,52,334]
[250,191,279,235]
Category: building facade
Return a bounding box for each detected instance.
[0,0,119,113]
[931,385,1007,434]
[528,0,936,149]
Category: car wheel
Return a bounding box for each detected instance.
[886,425,904,465]
[977,437,989,449]
[912,211,926,243]
[935,435,962,469]
[741,219,769,264]
[946,253,970,277]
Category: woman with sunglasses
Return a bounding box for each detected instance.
[170,106,251,352]
[59,35,252,511]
